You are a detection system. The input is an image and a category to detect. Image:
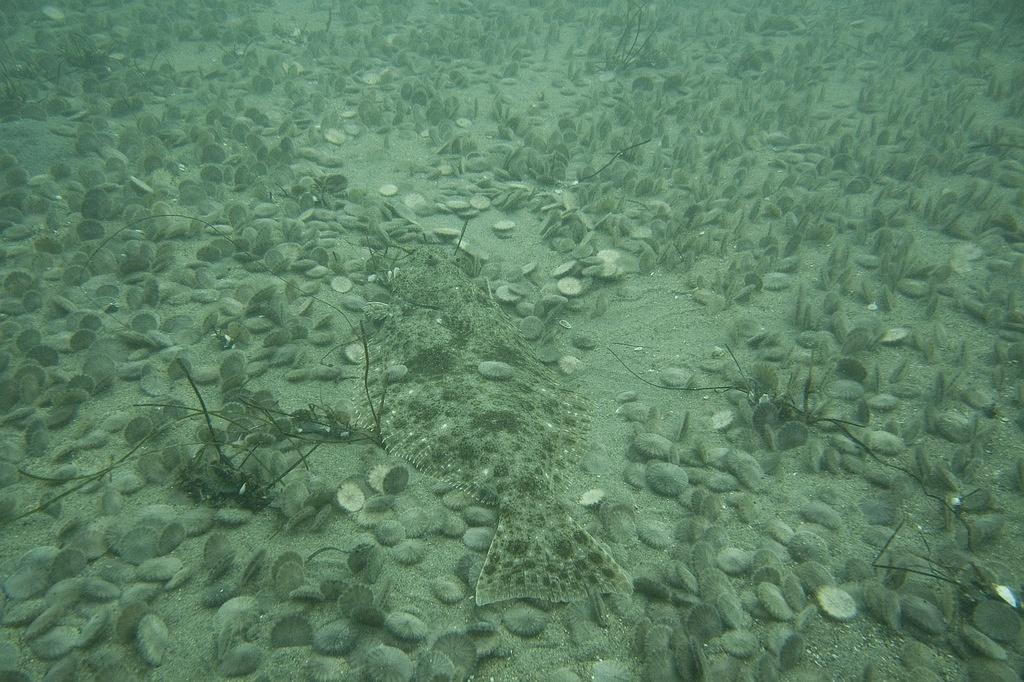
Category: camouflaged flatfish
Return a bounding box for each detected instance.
[352,249,632,605]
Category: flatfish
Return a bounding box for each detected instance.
[353,248,632,605]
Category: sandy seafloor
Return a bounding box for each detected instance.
[1,0,1024,680]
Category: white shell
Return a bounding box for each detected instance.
[994,584,1020,608]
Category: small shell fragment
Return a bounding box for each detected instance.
[128,176,154,194]
[994,584,1020,608]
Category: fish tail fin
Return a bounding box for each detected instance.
[475,507,632,606]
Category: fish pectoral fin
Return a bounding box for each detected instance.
[475,510,632,606]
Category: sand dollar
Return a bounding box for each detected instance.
[323,128,347,145]
[816,585,857,621]
[330,276,353,293]
[492,219,515,236]
[556,277,584,297]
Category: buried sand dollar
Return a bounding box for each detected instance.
[352,248,632,605]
